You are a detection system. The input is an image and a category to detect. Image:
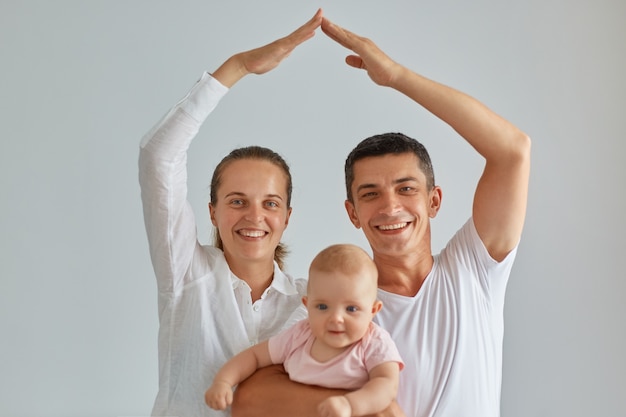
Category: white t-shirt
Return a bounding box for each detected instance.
[374,218,517,417]
[139,73,307,417]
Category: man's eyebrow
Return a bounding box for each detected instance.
[356,183,377,193]
[395,176,419,184]
[356,177,419,193]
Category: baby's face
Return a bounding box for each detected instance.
[304,268,380,350]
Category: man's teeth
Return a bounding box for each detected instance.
[240,230,266,237]
[378,223,407,231]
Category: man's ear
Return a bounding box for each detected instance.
[344,200,361,229]
[371,300,383,315]
[209,202,217,226]
[429,186,443,218]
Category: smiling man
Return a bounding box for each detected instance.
[341,129,528,417]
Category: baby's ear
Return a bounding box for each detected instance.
[302,296,308,307]
[372,300,383,314]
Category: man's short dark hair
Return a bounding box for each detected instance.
[344,132,435,202]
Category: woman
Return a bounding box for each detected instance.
[138,10,323,417]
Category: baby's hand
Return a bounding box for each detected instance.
[317,395,352,417]
[205,381,233,410]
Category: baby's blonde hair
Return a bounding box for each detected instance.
[308,244,378,293]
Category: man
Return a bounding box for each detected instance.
[232,15,530,417]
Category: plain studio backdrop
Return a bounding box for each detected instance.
[1,1,624,416]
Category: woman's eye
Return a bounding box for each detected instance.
[231,199,244,206]
[265,201,278,208]
[316,304,328,311]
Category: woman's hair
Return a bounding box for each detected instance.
[210,146,292,269]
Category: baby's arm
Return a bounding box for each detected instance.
[318,362,400,417]
[205,341,273,410]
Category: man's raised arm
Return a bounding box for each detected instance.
[321,17,531,261]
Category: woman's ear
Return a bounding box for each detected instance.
[209,202,217,226]
[285,207,292,226]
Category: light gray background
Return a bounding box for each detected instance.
[1,0,624,416]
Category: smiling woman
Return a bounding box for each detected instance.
[137,10,323,417]
[209,155,293,299]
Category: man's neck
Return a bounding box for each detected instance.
[374,250,434,297]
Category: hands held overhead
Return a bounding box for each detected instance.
[213,9,401,89]
[321,17,402,88]
[212,9,323,87]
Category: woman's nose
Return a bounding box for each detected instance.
[244,204,264,222]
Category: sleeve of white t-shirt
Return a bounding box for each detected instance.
[447,217,518,306]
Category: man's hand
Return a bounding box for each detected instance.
[320,17,402,88]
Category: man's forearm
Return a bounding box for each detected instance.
[232,365,406,417]
[232,365,345,417]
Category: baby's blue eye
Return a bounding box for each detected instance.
[346,306,358,313]
[316,304,328,310]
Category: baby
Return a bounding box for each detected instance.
[205,243,403,417]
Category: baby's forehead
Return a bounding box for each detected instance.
[309,244,376,274]
[308,271,378,296]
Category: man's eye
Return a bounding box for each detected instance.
[346,306,358,313]
[265,201,278,208]
[230,199,244,205]
[316,304,328,310]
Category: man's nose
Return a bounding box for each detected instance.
[379,192,401,215]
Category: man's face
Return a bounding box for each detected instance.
[344,153,441,259]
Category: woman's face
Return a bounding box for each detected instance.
[209,158,292,268]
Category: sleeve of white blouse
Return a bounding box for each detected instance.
[138,73,229,294]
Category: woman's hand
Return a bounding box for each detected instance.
[213,9,323,87]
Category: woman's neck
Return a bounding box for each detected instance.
[226,256,275,302]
